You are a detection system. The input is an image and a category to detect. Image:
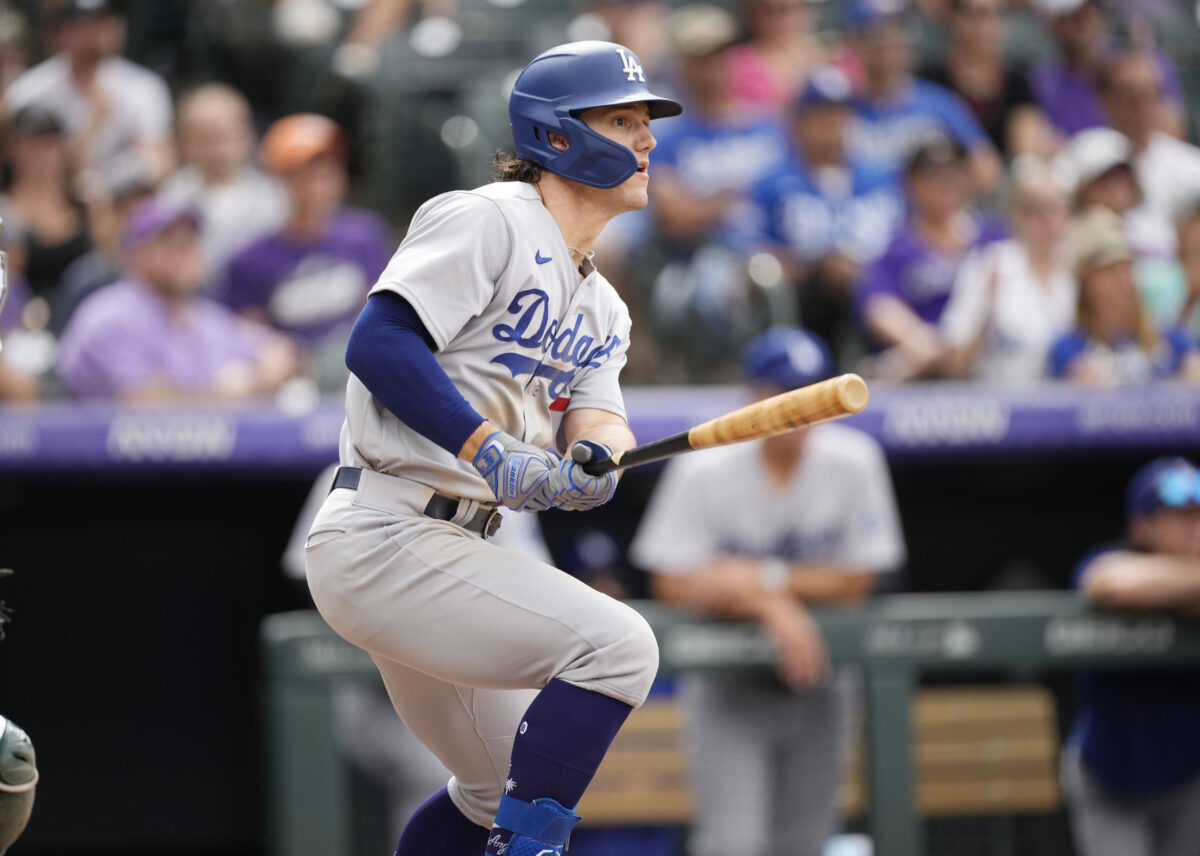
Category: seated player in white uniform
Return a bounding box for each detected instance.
[303,42,683,856]
[631,325,906,856]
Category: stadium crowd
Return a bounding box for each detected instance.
[0,0,1196,401]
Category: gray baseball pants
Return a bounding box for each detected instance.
[304,469,659,828]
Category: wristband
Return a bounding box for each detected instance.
[758,558,790,594]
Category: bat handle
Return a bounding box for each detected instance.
[573,442,620,476]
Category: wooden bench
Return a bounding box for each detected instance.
[578,685,1061,827]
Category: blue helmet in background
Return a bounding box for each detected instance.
[508,41,682,189]
[742,326,835,392]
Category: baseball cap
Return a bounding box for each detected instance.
[58,0,121,21]
[742,326,834,391]
[7,105,64,137]
[260,113,348,174]
[845,0,907,30]
[904,133,967,175]
[1127,457,1200,517]
[793,66,853,113]
[121,197,200,253]
[1071,205,1132,280]
[669,4,738,59]
[1033,0,1092,17]
[1053,128,1136,197]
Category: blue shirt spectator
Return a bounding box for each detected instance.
[844,0,1000,191]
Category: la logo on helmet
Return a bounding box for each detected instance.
[615,47,645,83]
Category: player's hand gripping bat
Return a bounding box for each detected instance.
[575,373,869,476]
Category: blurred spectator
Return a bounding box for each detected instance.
[1029,0,1186,139]
[1166,192,1200,336]
[631,325,905,856]
[159,84,289,277]
[648,4,791,374]
[1098,48,1200,261]
[56,197,299,400]
[857,136,1006,381]
[918,0,1056,158]
[941,157,1076,382]
[49,169,154,337]
[572,0,672,92]
[0,106,91,307]
[1051,206,1200,384]
[221,113,391,393]
[725,0,826,115]
[3,0,174,195]
[750,66,903,359]
[0,271,36,401]
[1062,456,1200,856]
[845,0,1001,191]
[0,5,29,93]
[1054,127,1141,219]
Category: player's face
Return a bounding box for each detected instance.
[578,102,656,209]
[1132,509,1200,558]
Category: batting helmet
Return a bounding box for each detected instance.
[742,326,834,391]
[0,716,36,855]
[509,41,682,189]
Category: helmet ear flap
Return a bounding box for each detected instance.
[538,116,639,189]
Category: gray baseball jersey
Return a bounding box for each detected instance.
[630,423,906,575]
[340,181,633,501]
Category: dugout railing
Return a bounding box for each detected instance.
[260,593,1200,856]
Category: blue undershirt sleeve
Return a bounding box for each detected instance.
[345,291,487,456]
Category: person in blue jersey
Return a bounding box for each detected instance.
[857,136,1006,381]
[647,4,792,375]
[844,0,1001,192]
[749,65,902,362]
[1062,457,1200,856]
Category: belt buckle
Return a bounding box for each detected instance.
[483,508,503,539]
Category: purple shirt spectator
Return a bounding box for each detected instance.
[221,207,391,347]
[0,274,28,333]
[858,214,1007,328]
[57,277,272,397]
[1030,47,1184,138]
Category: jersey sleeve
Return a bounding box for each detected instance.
[370,191,512,351]
[629,456,722,573]
[835,435,907,573]
[929,83,988,150]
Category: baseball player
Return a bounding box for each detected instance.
[303,42,681,856]
[1061,457,1200,856]
[630,326,906,856]
[0,253,38,854]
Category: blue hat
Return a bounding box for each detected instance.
[794,66,853,113]
[846,0,907,30]
[1126,457,1200,517]
[742,326,834,391]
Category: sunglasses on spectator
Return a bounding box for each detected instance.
[1157,468,1200,509]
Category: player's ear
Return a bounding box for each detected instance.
[547,131,569,152]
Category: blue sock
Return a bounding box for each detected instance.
[395,786,488,855]
[485,680,633,855]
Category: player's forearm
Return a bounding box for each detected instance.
[783,565,878,605]
[458,420,497,462]
[650,571,779,621]
[562,408,636,456]
[1083,554,1200,612]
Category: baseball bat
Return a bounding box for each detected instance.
[576,373,869,475]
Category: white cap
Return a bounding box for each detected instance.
[1053,128,1136,196]
[1034,0,1091,17]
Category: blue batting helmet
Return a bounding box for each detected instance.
[508,41,683,189]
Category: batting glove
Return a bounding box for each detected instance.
[543,440,619,512]
[471,430,559,512]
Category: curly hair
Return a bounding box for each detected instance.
[492,151,544,184]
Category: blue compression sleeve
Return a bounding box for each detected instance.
[345,291,486,456]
